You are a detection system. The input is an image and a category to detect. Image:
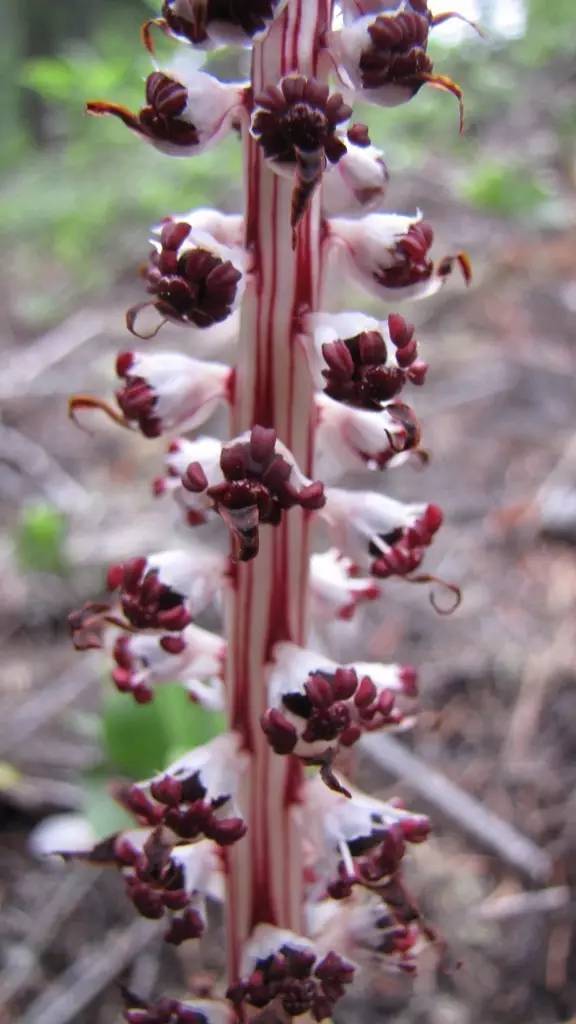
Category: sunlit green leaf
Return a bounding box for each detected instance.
[16,502,68,575]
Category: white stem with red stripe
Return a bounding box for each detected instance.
[226,0,332,981]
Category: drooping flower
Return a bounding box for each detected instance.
[177,426,326,560]
[88,61,244,157]
[227,924,355,1022]
[303,777,429,898]
[106,548,225,632]
[327,212,472,301]
[315,393,421,479]
[251,75,354,229]
[303,779,433,972]
[306,310,426,406]
[145,0,289,50]
[121,735,248,847]
[110,623,226,706]
[320,486,443,579]
[128,217,244,337]
[115,350,231,437]
[329,2,465,128]
[262,641,417,790]
[84,829,221,946]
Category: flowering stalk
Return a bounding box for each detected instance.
[70,2,473,1021]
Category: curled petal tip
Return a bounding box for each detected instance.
[420,72,465,134]
[421,575,462,615]
[126,302,168,340]
[141,17,168,54]
[68,394,130,433]
[86,100,141,133]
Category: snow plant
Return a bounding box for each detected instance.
[69,2,474,1021]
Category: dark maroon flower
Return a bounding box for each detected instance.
[263,665,403,757]
[107,556,192,633]
[145,0,287,48]
[128,219,242,337]
[261,644,417,793]
[227,939,354,1023]
[187,426,325,561]
[252,76,352,228]
[120,761,246,847]
[330,212,472,301]
[321,313,425,409]
[368,502,443,579]
[115,352,161,438]
[111,632,188,705]
[88,73,199,150]
[376,221,434,289]
[334,2,465,129]
[361,10,433,94]
[118,830,206,945]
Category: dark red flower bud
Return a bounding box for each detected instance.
[252,75,353,229]
[261,709,299,754]
[164,908,205,946]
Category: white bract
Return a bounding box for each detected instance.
[322,139,389,215]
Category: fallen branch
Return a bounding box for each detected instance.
[21,918,161,1024]
[0,867,102,1007]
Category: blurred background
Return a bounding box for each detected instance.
[1,1,576,1021]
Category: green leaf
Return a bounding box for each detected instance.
[157,686,226,762]
[83,771,133,840]
[102,684,225,780]
[16,502,68,575]
[460,160,549,219]
[102,687,170,780]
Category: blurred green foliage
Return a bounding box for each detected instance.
[103,683,225,779]
[16,502,68,575]
[460,160,551,219]
[0,2,241,326]
[0,0,574,327]
[516,0,576,64]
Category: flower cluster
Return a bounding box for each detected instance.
[111,624,225,706]
[262,641,417,792]
[227,926,355,1022]
[68,0,475,1018]
[67,738,245,952]
[120,737,247,846]
[161,426,325,559]
[330,0,472,129]
[303,778,433,971]
[89,829,217,946]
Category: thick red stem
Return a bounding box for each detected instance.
[226,0,332,980]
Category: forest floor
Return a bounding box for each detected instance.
[1,69,576,1024]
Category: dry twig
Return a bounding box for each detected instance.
[21,918,162,1024]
